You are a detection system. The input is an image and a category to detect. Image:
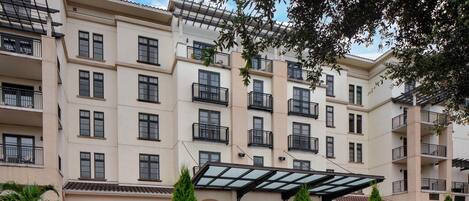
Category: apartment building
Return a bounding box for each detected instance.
[0,0,468,201]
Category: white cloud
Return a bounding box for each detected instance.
[149,0,168,9]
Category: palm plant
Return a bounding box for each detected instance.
[0,182,58,201]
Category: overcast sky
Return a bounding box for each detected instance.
[134,0,389,60]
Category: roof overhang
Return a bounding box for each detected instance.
[193,162,384,201]
[453,158,469,171]
[392,86,447,106]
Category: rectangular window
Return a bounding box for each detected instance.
[349,143,355,162]
[293,160,310,170]
[253,156,264,167]
[138,75,158,102]
[349,84,355,104]
[93,72,104,98]
[357,143,363,163]
[94,112,104,138]
[326,106,334,127]
[92,34,103,60]
[139,154,160,181]
[58,156,62,171]
[356,86,362,105]
[94,153,105,179]
[193,41,213,60]
[138,36,159,65]
[292,122,310,136]
[80,152,91,178]
[79,31,89,57]
[79,110,90,136]
[356,115,363,134]
[326,136,334,158]
[138,113,159,140]
[199,151,220,166]
[349,114,355,133]
[326,74,334,96]
[79,70,90,96]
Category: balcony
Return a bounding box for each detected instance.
[421,143,446,158]
[248,92,273,112]
[192,123,229,144]
[421,178,446,191]
[392,180,407,194]
[392,143,447,164]
[0,86,42,127]
[186,46,230,67]
[192,83,229,106]
[391,110,449,135]
[247,129,273,148]
[288,135,319,153]
[288,99,319,119]
[251,57,273,73]
[0,33,41,57]
[392,146,407,162]
[0,33,43,80]
[0,144,43,166]
[421,110,448,125]
[452,182,469,194]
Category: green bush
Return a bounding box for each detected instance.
[172,167,197,201]
[369,182,382,201]
[444,195,452,201]
[293,185,311,201]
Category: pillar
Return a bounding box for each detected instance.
[272,60,288,168]
[406,106,422,200]
[439,124,453,192]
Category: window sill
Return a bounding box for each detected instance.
[77,135,106,140]
[326,95,335,98]
[137,60,161,66]
[349,103,364,107]
[78,177,107,181]
[137,137,161,142]
[76,55,106,63]
[348,132,364,136]
[137,99,160,104]
[77,95,106,101]
[348,161,364,164]
[326,156,335,159]
[138,179,162,182]
[326,126,336,128]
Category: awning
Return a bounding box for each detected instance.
[453,158,469,171]
[192,162,384,201]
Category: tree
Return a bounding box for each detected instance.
[369,183,382,201]
[293,185,311,201]
[444,195,453,201]
[0,182,58,201]
[205,0,469,123]
[172,167,197,201]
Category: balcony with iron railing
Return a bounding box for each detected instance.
[0,86,42,110]
[421,178,446,191]
[192,123,229,144]
[248,92,273,112]
[392,143,447,164]
[421,110,448,125]
[0,144,43,166]
[391,110,448,134]
[392,180,408,194]
[392,146,407,162]
[247,129,273,148]
[452,182,469,194]
[288,99,319,119]
[250,57,273,73]
[186,46,230,67]
[421,143,447,158]
[0,33,41,58]
[288,135,319,153]
[192,83,229,106]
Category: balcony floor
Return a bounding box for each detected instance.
[0,53,42,81]
[0,106,42,127]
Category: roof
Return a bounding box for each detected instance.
[453,158,469,171]
[335,195,369,201]
[63,182,173,195]
[392,86,447,106]
[193,162,384,201]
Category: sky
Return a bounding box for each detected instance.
[134,0,389,60]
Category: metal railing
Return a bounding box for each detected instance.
[421,178,446,191]
[288,135,319,153]
[0,144,43,165]
[0,33,41,57]
[392,146,407,160]
[452,182,469,194]
[192,123,229,144]
[192,83,229,106]
[248,92,273,112]
[251,57,273,73]
[421,110,448,125]
[288,67,308,81]
[288,99,319,118]
[392,113,407,129]
[421,143,447,157]
[248,129,273,148]
[0,86,42,109]
[392,180,408,194]
[187,46,230,67]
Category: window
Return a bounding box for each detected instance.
[287,61,302,79]
[3,135,35,164]
[326,106,334,127]
[293,160,310,170]
[349,85,355,104]
[349,143,355,162]
[93,72,104,98]
[79,110,90,136]
[292,87,311,114]
[193,41,213,60]
[93,34,103,60]
[79,70,90,96]
[79,31,89,57]
[356,115,363,134]
[94,112,104,138]
[80,152,91,178]
[58,156,62,171]
[199,109,220,126]
[253,156,264,167]
[357,143,363,163]
[199,151,220,166]
[356,86,362,105]
[138,75,158,102]
[138,36,159,65]
[139,154,160,181]
[139,113,159,141]
[326,136,334,158]
[349,114,355,133]
[94,153,105,179]
[293,122,310,136]
[326,75,334,96]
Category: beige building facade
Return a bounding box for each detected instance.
[0,0,468,201]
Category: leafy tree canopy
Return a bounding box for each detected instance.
[205,0,469,123]
[0,182,58,201]
[172,167,197,201]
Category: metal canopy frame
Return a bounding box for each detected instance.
[453,158,469,171]
[392,86,447,106]
[0,0,62,37]
[192,162,384,201]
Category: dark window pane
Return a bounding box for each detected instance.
[79,110,90,136]
[326,106,334,127]
[94,112,104,138]
[326,75,334,96]
[357,143,363,163]
[138,75,158,102]
[356,86,362,105]
[79,31,89,57]
[93,34,103,60]
[79,70,90,96]
[349,114,355,133]
[93,72,104,98]
[139,113,159,140]
[349,143,355,162]
[349,85,355,104]
[94,153,105,179]
[357,115,363,134]
[138,36,159,64]
[253,156,264,167]
[80,152,91,178]
[326,136,334,158]
[139,154,159,181]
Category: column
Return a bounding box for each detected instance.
[406,106,422,200]
[272,60,288,168]
[439,124,453,192]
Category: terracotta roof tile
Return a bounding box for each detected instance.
[63,182,173,195]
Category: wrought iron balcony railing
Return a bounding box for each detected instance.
[0,144,43,165]
[288,135,319,153]
[192,123,229,144]
[392,113,407,130]
[392,146,407,161]
[248,92,273,112]
[288,99,319,118]
[452,182,469,194]
[187,46,230,67]
[421,178,446,191]
[421,143,447,158]
[421,110,448,125]
[0,33,41,57]
[192,83,229,106]
[0,86,42,109]
[247,129,273,148]
[251,57,273,73]
[392,180,408,194]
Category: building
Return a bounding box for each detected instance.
[0,0,467,201]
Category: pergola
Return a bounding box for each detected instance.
[193,162,384,201]
[453,158,469,171]
[392,86,447,106]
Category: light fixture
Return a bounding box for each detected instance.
[238,153,245,158]
[278,156,286,161]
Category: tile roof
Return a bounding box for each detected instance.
[63,182,173,195]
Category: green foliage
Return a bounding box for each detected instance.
[0,182,58,201]
[293,185,311,201]
[172,167,197,201]
[444,195,453,201]
[369,182,382,201]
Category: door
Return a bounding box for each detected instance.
[251,55,261,70]
[293,87,310,114]
[2,83,34,108]
[403,138,407,157]
[199,110,220,140]
[292,123,310,149]
[252,80,264,106]
[3,135,35,164]
[287,61,302,79]
[198,70,220,101]
[252,117,264,144]
[403,107,408,125]
[403,170,408,191]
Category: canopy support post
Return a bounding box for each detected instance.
[236,170,277,201]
